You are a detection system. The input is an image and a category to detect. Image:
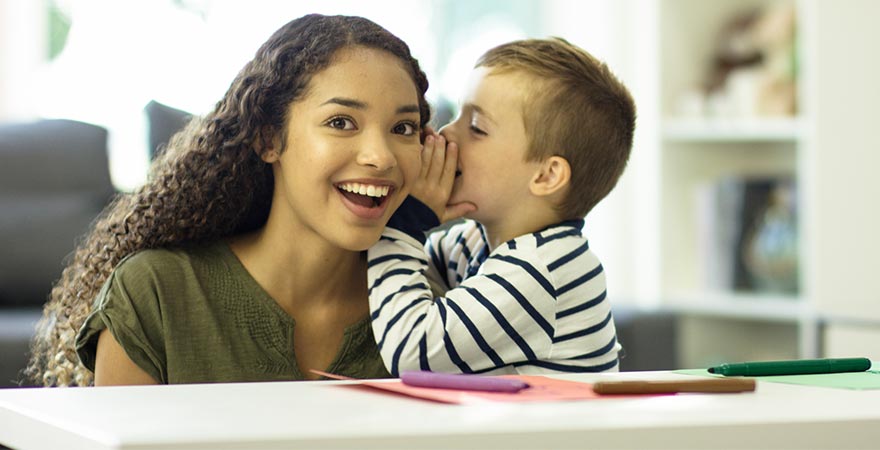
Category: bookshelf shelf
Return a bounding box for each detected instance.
[663,292,806,323]
[662,117,804,142]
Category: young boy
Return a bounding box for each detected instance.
[367,38,636,376]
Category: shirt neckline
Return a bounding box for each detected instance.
[215,240,374,376]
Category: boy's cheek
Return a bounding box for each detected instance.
[449,177,465,201]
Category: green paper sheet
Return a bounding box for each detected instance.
[675,368,880,390]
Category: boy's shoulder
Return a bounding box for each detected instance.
[430,218,588,249]
[505,218,587,250]
[532,218,586,241]
[503,219,601,278]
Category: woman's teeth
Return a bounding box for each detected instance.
[337,182,390,198]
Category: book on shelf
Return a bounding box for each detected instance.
[696,176,799,296]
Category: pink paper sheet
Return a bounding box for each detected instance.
[312,370,610,404]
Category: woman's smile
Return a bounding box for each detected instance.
[335,180,396,220]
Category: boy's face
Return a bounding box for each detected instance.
[440,67,542,227]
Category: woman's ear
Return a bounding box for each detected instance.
[257,128,282,163]
[260,148,280,163]
[529,156,571,197]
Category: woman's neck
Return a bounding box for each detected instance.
[228,225,367,314]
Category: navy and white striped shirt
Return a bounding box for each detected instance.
[368,208,621,377]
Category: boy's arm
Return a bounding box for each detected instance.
[369,132,570,375]
[367,228,559,376]
[392,132,475,293]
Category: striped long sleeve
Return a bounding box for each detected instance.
[368,214,621,377]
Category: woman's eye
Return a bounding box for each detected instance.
[327,117,356,130]
[392,122,418,136]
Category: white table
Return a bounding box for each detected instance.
[1,371,879,449]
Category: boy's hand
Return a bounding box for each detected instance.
[411,131,476,223]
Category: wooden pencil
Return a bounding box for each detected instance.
[592,377,756,395]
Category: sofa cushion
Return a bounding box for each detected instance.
[0,119,114,307]
[0,119,112,193]
[145,100,192,160]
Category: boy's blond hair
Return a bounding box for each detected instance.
[476,38,635,218]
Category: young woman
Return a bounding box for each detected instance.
[26,14,430,386]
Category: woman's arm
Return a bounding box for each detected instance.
[94,329,158,386]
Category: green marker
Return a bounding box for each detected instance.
[708,357,872,376]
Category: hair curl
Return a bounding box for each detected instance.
[25,14,430,387]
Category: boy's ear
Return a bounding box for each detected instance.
[529,156,571,197]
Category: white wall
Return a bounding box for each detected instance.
[542,0,662,307]
[809,0,880,321]
[0,0,46,120]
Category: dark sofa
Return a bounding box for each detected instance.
[0,119,115,386]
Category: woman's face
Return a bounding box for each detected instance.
[268,46,423,251]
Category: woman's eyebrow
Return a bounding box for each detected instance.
[397,104,420,114]
[322,97,366,109]
[321,97,418,115]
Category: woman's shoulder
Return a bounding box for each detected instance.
[113,241,229,284]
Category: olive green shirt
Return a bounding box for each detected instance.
[75,242,390,384]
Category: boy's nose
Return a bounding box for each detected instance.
[439,122,460,145]
[438,123,455,141]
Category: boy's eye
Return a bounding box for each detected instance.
[469,124,487,136]
[326,116,356,130]
[392,121,418,136]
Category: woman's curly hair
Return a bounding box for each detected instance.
[25,14,431,387]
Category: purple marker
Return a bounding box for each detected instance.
[400,370,530,393]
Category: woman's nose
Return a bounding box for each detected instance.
[356,135,396,171]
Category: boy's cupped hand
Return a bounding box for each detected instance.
[411,129,476,223]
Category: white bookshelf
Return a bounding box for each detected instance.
[552,0,880,368]
[645,0,880,367]
[652,0,812,367]
[659,2,801,250]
